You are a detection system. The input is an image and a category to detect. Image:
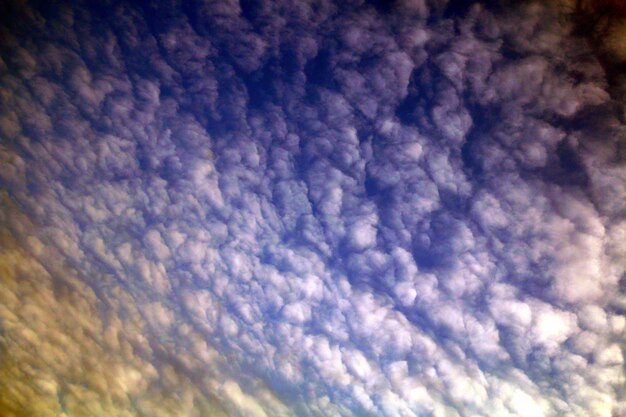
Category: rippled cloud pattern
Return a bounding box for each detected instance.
[1,1,625,416]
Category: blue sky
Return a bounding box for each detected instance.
[0,1,625,416]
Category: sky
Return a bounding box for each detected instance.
[0,0,625,416]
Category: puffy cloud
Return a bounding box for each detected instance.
[0,1,625,417]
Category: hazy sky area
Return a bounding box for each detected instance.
[0,1,625,416]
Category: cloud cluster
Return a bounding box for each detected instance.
[0,1,624,416]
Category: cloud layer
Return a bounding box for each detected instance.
[1,1,625,416]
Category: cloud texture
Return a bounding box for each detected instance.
[0,0,625,416]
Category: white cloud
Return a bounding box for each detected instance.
[1,1,625,416]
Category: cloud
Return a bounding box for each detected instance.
[0,1,625,417]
